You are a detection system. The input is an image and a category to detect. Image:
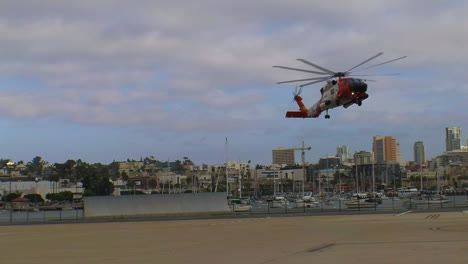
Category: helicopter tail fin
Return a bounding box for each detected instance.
[285,96,310,118]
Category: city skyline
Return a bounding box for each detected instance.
[0,1,467,165]
[1,128,465,166]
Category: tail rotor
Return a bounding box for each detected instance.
[292,86,303,99]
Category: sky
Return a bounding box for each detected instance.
[0,0,467,165]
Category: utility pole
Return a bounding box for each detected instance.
[372,152,375,199]
[420,164,423,193]
[355,153,359,193]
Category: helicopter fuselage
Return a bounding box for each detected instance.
[286,78,368,119]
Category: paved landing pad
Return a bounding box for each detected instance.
[0,212,467,264]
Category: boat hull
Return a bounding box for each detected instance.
[345,202,377,209]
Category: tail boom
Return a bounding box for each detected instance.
[285,96,312,118]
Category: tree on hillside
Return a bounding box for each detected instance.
[121,171,129,181]
[74,159,90,183]
[24,193,45,204]
[2,192,22,202]
[81,165,114,196]
[46,191,73,202]
[173,160,185,173]
[26,156,46,176]
[108,161,120,180]
[183,157,194,166]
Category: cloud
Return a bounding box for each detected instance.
[0,0,467,162]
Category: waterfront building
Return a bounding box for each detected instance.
[279,168,305,181]
[413,141,426,165]
[354,151,373,165]
[445,127,461,152]
[336,145,350,164]
[435,150,468,167]
[373,136,399,163]
[0,180,83,200]
[318,156,340,169]
[356,162,401,187]
[117,161,144,174]
[272,147,295,166]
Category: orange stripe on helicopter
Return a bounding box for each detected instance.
[295,96,308,113]
[285,95,309,118]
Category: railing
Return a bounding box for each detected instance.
[0,209,84,224]
[232,194,468,216]
[1,193,467,224]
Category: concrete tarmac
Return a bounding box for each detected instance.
[0,212,467,264]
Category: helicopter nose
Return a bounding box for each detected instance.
[349,80,367,93]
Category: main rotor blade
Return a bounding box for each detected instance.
[350,56,407,73]
[277,76,331,84]
[273,65,330,75]
[296,59,335,74]
[345,52,384,73]
[349,73,400,76]
[299,77,330,88]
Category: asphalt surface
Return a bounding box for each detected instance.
[0,211,467,264]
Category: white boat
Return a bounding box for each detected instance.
[271,196,289,208]
[294,199,317,208]
[397,187,419,198]
[294,199,305,208]
[345,200,378,209]
[352,193,369,200]
[410,195,450,204]
[233,204,252,212]
[375,192,388,200]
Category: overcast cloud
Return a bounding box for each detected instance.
[0,0,467,164]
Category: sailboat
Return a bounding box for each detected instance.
[224,138,252,212]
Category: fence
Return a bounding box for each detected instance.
[1,194,467,224]
[230,194,468,215]
[0,209,84,224]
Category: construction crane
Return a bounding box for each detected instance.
[283,141,311,196]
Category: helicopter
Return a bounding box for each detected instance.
[273,52,406,119]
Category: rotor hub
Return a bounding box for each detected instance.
[334,72,346,78]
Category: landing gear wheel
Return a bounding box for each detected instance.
[325,114,330,119]
[357,100,362,106]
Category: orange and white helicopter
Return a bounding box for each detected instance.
[274,52,406,119]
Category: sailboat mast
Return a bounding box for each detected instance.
[301,141,305,196]
[238,158,242,199]
[214,166,220,192]
[225,137,229,196]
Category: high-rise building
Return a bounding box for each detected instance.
[445,127,461,151]
[354,151,373,165]
[413,141,426,165]
[372,136,398,163]
[336,145,350,163]
[272,147,295,166]
[396,143,404,165]
[318,156,341,169]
